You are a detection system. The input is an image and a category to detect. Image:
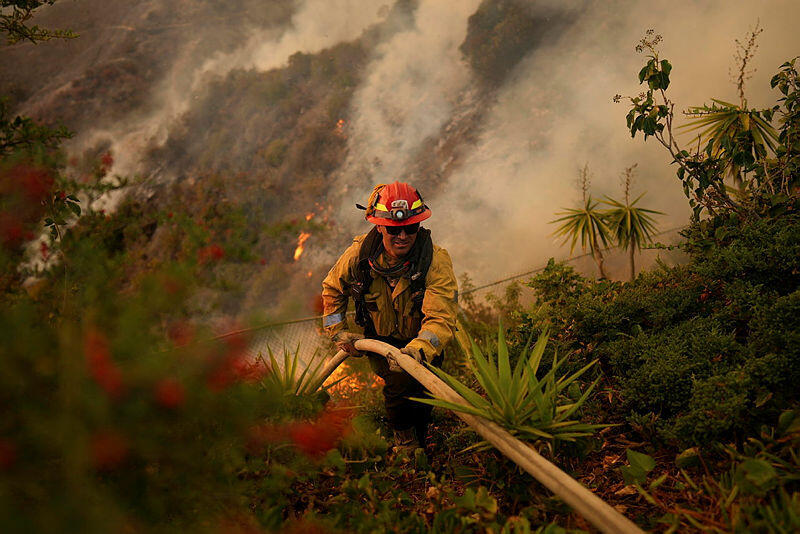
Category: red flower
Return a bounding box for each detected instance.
[100,152,114,169]
[90,430,128,470]
[0,213,24,248]
[154,378,186,409]
[15,165,54,202]
[198,244,225,264]
[0,438,17,471]
[224,331,248,356]
[84,329,125,399]
[206,331,262,391]
[235,358,269,382]
[161,275,184,296]
[288,406,354,459]
[246,406,354,459]
[167,320,194,346]
[246,423,288,453]
[207,354,250,391]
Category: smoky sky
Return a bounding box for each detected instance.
[8,0,800,294]
[363,0,800,283]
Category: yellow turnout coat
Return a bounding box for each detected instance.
[321,233,458,359]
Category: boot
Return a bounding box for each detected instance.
[414,423,429,449]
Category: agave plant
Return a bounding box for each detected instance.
[258,345,343,397]
[413,325,605,452]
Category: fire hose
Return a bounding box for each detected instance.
[319,339,643,534]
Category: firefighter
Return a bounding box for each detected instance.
[321,181,458,451]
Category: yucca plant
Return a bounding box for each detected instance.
[551,164,612,278]
[681,98,779,185]
[413,325,605,453]
[552,197,612,279]
[258,345,343,397]
[603,164,662,281]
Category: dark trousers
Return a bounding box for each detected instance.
[365,335,443,439]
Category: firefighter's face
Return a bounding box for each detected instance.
[377,224,417,259]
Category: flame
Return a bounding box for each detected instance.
[325,363,383,399]
[306,271,313,278]
[335,118,346,137]
[293,231,311,261]
[305,213,314,221]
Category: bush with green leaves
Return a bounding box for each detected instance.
[618,31,798,219]
[664,411,800,532]
[0,246,282,531]
[0,160,356,531]
[522,207,800,446]
[525,41,800,446]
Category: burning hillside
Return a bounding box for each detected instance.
[3,0,796,319]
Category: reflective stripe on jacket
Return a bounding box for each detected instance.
[321,233,458,359]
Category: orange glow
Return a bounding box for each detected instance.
[335,118,346,137]
[306,271,313,278]
[293,231,311,261]
[325,363,383,399]
[305,213,314,221]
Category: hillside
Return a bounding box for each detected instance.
[2,0,567,321]
[1,1,799,532]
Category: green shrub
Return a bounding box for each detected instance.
[690,213,800,295]
[520,211,800,446]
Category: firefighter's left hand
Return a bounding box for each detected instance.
[388,346,423,373]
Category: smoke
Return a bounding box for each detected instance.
[200,0,388,77]
[76,0,389,191]
[336,0,483,211]
[431,0,800,284]
[10,0,800,293]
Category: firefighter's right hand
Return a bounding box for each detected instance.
[333,332,364,356]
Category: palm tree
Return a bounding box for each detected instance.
[551,165,611,279]
[602,165,662,281]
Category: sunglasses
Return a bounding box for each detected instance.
[384,222,420,236]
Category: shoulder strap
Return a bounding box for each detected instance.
[408,228,433,315]
[350,228,381,336]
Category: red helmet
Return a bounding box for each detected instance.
[363,181,431,226]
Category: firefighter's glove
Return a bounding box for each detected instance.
[388,346,424,373]
[333,332,364,357]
